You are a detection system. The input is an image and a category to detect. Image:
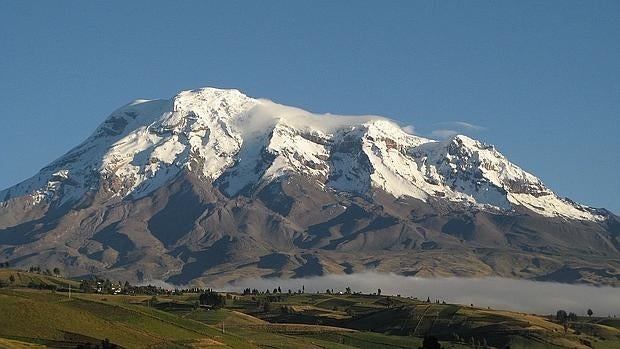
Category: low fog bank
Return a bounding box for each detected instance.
[226,273,620,316]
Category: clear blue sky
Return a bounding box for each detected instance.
[1,1,618,213]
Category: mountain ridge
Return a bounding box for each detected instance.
[0,87,618,287]
[0,87,604,221]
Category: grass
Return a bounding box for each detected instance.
[1,279,619,349]
[0,289,202,348]
[231,292,620,349]
[0,269,80,289]
[0,338,46,349]
[0,289,398,349]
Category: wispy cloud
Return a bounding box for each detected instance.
[434,121,485,132]
[429,129,459,140]
[402,125,416,134]
[429,121,485,140]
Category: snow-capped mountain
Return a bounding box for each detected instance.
[0,88,601,221]
[0,87,618,287]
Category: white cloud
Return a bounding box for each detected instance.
[428,121,485,140]
[243,99,390,134]
[402,125,416,134]
[435,121,485,132]
[429,129,459,140]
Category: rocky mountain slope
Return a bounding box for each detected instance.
[1,87,618,286]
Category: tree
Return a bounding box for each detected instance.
[418,335,443,349]
[263,301,272,312]
[103,279,113,294]
[587,308,593,318]
[556,310,568,322]
[199,291,226,308]
[377,288,381,296]
[9,274,15,284]
[101,338,118,349]
[53,267,60,276]
[451,332,461,342]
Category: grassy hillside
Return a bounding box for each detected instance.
[0,288,452,349]
[0,272,618,349]
[0,289,206,348]
[223,292,620,349]
[0,338,45,349]
[0,270,80,289]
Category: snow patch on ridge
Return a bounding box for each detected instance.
[0,87,605,221]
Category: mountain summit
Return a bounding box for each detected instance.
[1,87,618,286]
[0,88,601,220]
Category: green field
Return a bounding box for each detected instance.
[0,270,80,290]
[0,270,619,348]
